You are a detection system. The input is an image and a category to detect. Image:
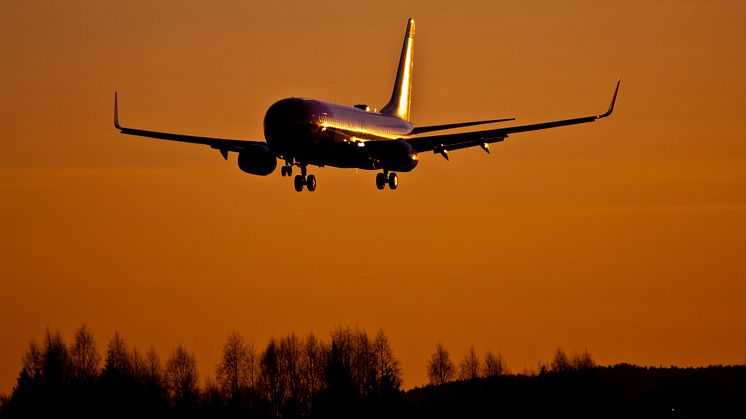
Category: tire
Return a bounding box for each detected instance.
[306,174,317,192]
[376,173,386,190]
[388,172,398,190]
[294,175,305,192]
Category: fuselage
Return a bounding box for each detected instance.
[263,98,418,171]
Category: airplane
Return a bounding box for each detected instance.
[114,18,619,192]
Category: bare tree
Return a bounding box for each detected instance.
[571,349,595,370]
[21,339,43,379]
[69,324,100,384]
[538,361,548,375]
[301,333,327,410]
[303,333,326,393]
[165,344,199,407]
[329,325,377,398]
[484,351,509,377]
[351,327,375,397]
[102,332,132,378]
[131,346,145,382]
[42,329,71,386]
[216,332,255,402]
[427,342,454,385]
[550,346,572,372]
[20,332,70,385]
[458,344,481,381]
[372,329,402,393]
[142,345,164,387]
[279,332,303,406]
[259,338,284,417]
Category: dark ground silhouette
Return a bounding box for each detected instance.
[407,364,746,419]
[1,326,743,418]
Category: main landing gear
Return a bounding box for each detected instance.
[292,165,316,192]
[376,170,398,190]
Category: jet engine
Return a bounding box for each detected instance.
[378,140,419,172]
[237,143,277,176]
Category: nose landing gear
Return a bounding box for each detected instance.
[376,170,398,190]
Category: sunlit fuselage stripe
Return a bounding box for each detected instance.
[316,101,414,141]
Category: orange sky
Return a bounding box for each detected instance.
[1,1,745,394]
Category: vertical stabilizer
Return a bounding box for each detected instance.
[381,18,415,121]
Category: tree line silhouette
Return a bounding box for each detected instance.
[0,325,403,418]
[425,342,593,385]
[1,325,744,418]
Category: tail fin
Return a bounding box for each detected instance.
[381,18,415,121]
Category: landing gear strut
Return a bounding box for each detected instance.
[293,165,316,192]
[376,170,398,190]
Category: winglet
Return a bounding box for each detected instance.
[597,79,620,119]
[114,92,122,129]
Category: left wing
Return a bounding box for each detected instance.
[114,93,267,160]
[406,80,620,156]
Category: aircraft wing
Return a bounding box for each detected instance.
[411,117,515,135]
[113,93,266,159]
[406,80,620,155]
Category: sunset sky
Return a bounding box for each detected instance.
[1,0,745,394]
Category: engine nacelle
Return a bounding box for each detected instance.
[237,143,277,176]
[378,140,419,172]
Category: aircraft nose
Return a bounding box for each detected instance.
[263,98,313,143]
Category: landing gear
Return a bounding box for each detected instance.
[376,173,386,190]
[376,170,399,190]
[306,174,317,192]
[388,172,398,190]
[292,165,317,192]
[281,165,293,177]
[294,175,305,192]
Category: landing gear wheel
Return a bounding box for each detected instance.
[281,166,288,176]
[388,172,398,190]
[294,175,305,192]
[306,174,317,192]
[376,173,386,190]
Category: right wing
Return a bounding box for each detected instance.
[114,93,267,160]
[411,117,516,135]
[406,80,620,156]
